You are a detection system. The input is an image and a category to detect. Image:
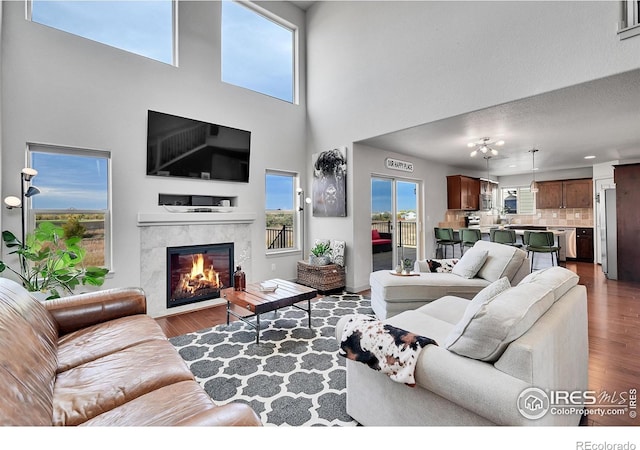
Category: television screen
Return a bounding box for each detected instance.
[147,110,251,182]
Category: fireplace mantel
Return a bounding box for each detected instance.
[137,210,256,227]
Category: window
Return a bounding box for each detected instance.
[29,145,111,269]
[222,1,296,103]
[265,171,297,251]
[29,1,175,65]
[619,0,640,39]
[501,187,535,215]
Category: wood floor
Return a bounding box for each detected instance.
[155,261,640,427]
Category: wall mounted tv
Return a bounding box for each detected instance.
[147,110,251,182]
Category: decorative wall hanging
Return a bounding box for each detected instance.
[312,147,347,217]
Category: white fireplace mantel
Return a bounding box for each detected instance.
[137,209,257,227]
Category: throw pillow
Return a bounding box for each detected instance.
[415,258,459,273]
[444,282,555,362]
[517,266,579,302]
[331,240,346,266]
[444,277,511,350]
[451,248,488,279]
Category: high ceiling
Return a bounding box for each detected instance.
[359,69,640,177]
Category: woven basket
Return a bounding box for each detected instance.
[297,261,346,292]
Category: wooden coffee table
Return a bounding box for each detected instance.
[223,279,318,344]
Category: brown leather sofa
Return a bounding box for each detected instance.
[0,278,261,426]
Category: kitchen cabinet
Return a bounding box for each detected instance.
[447,175,480,210]
[536,178,592,209]
[576,227,594,262]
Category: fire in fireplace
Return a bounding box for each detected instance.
[166,243,234,308]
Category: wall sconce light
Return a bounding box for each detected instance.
[297,187,312,258]
[3,167,41,246]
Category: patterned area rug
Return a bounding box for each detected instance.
[169,293,373,426]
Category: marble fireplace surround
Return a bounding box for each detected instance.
[138,210,256,318]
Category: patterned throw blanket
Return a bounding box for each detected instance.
[339,314,437,386]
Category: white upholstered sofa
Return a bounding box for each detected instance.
[370,240,530,320]
[337,266,588,426]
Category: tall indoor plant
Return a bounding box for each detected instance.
[0,221,108,300]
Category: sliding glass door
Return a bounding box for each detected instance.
[371,177,420,271]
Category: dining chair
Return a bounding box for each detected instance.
[460,228,482,255]
[524,231,560,271]
[434,227,461,258]
[490,228,522,248]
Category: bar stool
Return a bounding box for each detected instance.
[524,231,560,271]
[434,227,461,258]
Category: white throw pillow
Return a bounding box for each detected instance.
[518,266,579,302]
[444,277,511,350]
[451,248,488,279]
[414,258,458,273]
[445,282,555,362]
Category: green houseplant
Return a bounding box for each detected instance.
[0,221,109,300]
[309,241,332,266]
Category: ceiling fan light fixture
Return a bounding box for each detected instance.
[470,149,478,157]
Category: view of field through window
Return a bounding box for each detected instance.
[34,213,106,267]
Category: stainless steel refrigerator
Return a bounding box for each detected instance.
[600,188,617,280]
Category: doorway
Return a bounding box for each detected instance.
[371,177,420,271]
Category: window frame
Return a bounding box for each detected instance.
[265,169,299,255]
[26,0,178,66]
[499,186,536,216]
[27,143,113,271]
[619,0,640,40]
[221,1,299,104]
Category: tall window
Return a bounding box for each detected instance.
[29,145,111,269]
[29,1,175,65]
[501,187,535,215]
[265,171,296,251]
[222,1,296,103]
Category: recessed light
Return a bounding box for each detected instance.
[508,164,517,168]
[584,155,596,159]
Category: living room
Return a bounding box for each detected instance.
[1,0,639,442]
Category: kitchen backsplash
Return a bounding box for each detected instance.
[441,208,594,228]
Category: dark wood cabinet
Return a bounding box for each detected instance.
[447,175,480,210]
[536,181,564,209]
[536,178,592,209]
[614,163,640,282]
[576,227,593,262]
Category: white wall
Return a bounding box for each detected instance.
[305,0,640,290]
[1,1,307,302]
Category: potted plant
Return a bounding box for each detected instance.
[309,241,332,266]
[0,221,109,300]
[402,258,413,275]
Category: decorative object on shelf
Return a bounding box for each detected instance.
[233,265,246,291]
[529,148,539,193]
[395,264,403,274]
[309,241,332,265]
[312,147,347,217]
[297,187,312,257]
[468,137,504,157]
[0,221,109,300]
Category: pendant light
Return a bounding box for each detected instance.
[529,149,539,193]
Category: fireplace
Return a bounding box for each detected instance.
[166,243,234,308]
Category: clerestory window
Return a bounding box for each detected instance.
[222,1,297,103]
[28,0,176,65]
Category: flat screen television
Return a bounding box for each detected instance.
[146,110,251,182]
